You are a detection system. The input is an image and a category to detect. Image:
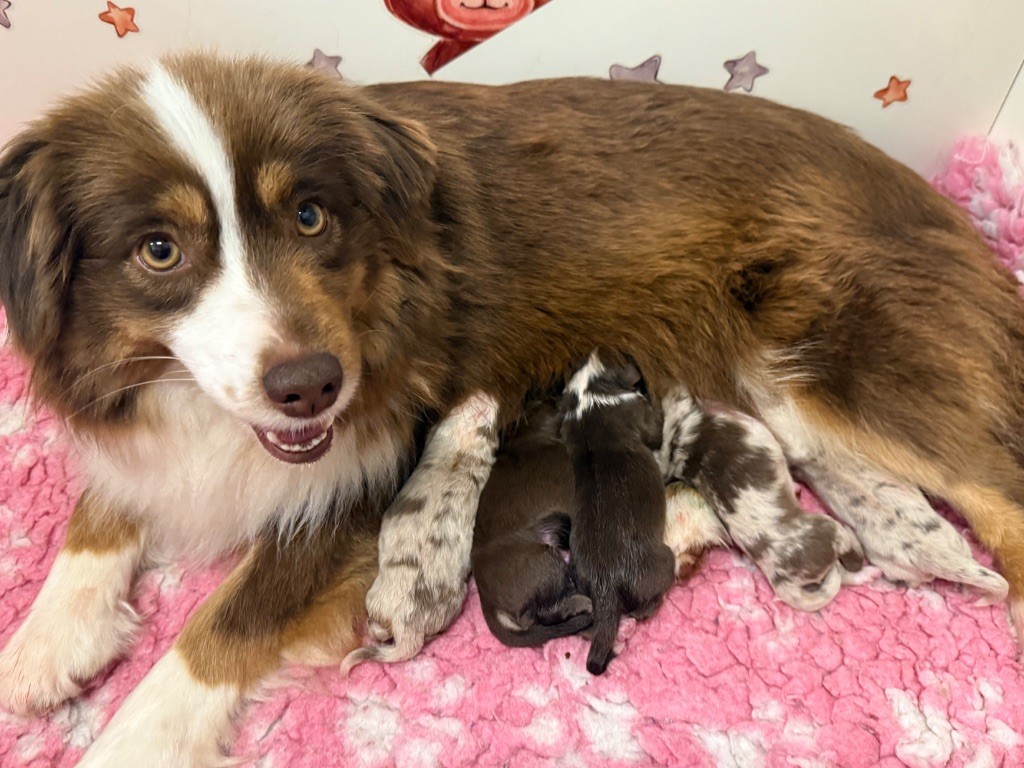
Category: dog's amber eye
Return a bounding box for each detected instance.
[296,201,327,236]
[137,235,184,272]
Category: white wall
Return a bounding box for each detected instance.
[991,66,1024,146]
[0,0,1022,176]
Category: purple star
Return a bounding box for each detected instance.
[0,1,12,29]
[307,48,342,79]
[610,55,662,84]
[724,51,769,93]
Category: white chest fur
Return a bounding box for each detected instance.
[76,381,405,561]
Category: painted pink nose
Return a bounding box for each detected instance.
[262,353,343,418]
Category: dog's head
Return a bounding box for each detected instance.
[0,54,439,464]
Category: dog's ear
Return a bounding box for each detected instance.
[362,105,438,227]
[0,134,75,356]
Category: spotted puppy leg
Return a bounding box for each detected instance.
[343,392,500,670]
[659,387,863,611]
[794,455,1009,603]
[663,482,730,579]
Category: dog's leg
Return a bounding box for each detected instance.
[76,510,379,768]
[0,490,143,715]
[343,392,500,671]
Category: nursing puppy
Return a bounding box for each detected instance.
[659,386,865,610]
[471,396,594,647]
[561,354,675,675]
[4,53,1024,763]
[795,456,1009,602]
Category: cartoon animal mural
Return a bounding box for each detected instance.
[385,0,553,75]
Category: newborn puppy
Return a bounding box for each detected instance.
[794,456,1008,602]
[561,353,675,675]
[659,387,865,611]
[472,397,594,647]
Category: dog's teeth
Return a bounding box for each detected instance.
[267,429,328,453]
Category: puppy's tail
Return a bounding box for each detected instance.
[340,630,425,676]
[585,590,621,675]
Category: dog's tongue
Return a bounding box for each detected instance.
[253,423,334,464]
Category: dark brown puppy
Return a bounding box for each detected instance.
[560,353,675,675]
[472,396,593,647]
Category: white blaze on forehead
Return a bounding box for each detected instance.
[139,63,285,422]
[141,63,245,272]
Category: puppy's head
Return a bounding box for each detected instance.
[0,54,438,464]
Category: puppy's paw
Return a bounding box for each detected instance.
[840,563,882,587]
[0,551,139,716]
[663,483,728,580]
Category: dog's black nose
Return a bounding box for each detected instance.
[263,353,343,418]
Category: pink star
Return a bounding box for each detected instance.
[0,1,12,29]
[307,48,342,79]
[724,51,769,93]
[610,55,663,84]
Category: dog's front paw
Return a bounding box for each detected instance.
[77,649,240,768]
[0,629,83,717]
[0,552,139,716]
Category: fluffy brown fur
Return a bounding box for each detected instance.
[2,53,1024,761]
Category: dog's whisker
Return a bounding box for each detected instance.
[70,377,197,418]
[63,356,181,395]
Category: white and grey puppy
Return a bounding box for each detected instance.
[794,456,1008,602]
[658,387,865,611]
[342,393,500,671]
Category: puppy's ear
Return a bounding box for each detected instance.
[0,135,75,356]
[363,106,438,225]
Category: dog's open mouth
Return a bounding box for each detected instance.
[253,422,334,464]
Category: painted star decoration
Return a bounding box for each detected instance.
[99,2,138,37]
[874,76,910,108]
[724,51,769,93]
[609,55,662,84]
[307,49,343,79]
[0,0,11,30]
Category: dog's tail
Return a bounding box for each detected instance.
[340,630,425,676]
[585,588,621,675]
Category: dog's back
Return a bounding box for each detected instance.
[472,398,593,647]
[560,355,675,674]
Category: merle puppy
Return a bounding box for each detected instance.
[659,387,866,610]
[561,352,675,675]
[472,396,594,647]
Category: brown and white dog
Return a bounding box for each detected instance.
[2,52,1024,764]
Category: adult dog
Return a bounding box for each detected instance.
[1,53,1022,764]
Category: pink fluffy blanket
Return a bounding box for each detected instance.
[2,138,1024,768]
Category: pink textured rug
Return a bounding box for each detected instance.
[2,138,1024,768]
